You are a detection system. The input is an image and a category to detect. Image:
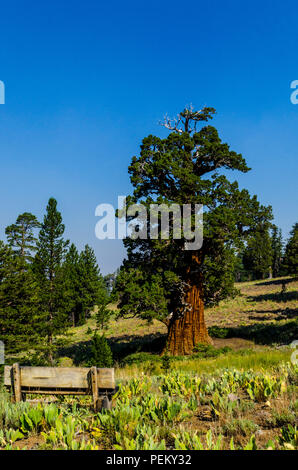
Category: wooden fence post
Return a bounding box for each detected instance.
[12,363,22,403]
[90,366,100,412]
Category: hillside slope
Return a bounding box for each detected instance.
[61,277,297,363]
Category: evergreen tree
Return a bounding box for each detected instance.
[271,225,283,278]
[116,106,272,355]
[5,212,40,263]
[62,243,108,328]
[62,243,84,327]
[89,333,113,368]
[242,226,273,280]
[0,241,41,354]
[96,303,112,331]
[234,249,249,282]
[33,198,69,364]
[283,223,298,276]
[78,245,107,321]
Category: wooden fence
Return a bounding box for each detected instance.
[4,363,116,411]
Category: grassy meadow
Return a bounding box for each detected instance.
[0,276,297,450]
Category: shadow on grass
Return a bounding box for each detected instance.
[59,332,167,365]
[255,277,296,287]
[248,307,298,321]
[209,319,298,345]
[109,332,166,362]
[59,340,92,366]
[248,290,298,303]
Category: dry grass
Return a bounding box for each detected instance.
[64,276,297,361]
[205,277,297,329]
[69,276,297,343]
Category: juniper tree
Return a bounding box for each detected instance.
[33,198,69,364]
[116,106,272,355]
[283,223,298,276]
[5,212,40,263]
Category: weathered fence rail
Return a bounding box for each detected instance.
[4,363,116,411]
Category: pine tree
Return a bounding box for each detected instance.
[283,223,298,276]
[242,227,273,280]
[62,243,83,327]
[33,198,69,364]
[271,225,283,278]
[89,333,113,368]
[5,213,40,263]
[234,249,250,282]
[62,244,108,328]
[78,245,107,322]
[0,241,41,354]
[116,106,272,355]
[96,303,112,331]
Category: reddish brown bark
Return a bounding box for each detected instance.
[166,252,212,356]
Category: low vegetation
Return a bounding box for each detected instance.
[0,361,297,450]
[1,277,297,450]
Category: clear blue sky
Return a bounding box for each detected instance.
[0,0,297,274]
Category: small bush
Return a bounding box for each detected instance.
[89,333,113,368]
[143,361,162,375]
[271,410,296,427]
[222,418,258,437]
[161,354,171,373]
[57,357,73,367]
[208,326,229,338]
[121,352,161,366]
[192,343,231,358]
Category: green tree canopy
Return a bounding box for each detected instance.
[5,212,40,263]
[33,198,69,364]
[242,225,273,280]
[62,243,108,327]
[271,225,283,278]
[0,241,41,354]
[79,244,107,318]
[283,222,298,276]
[116,106,272,355]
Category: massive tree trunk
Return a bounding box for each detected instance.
[166,252,212,355]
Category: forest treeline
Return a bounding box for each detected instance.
[0,198,110,363]
[0,196,296,362]
[234,222,298,281]
[0,108,297,360]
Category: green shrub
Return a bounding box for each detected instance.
[122,352,161,366]
[161,354,171,373]
[192,343,231,358]
[279,424,298,449]
[222,418,259,437]
[57,357,73,367]
[208,326,229,338]
[271,410,296,427]
[89,333,113,368]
